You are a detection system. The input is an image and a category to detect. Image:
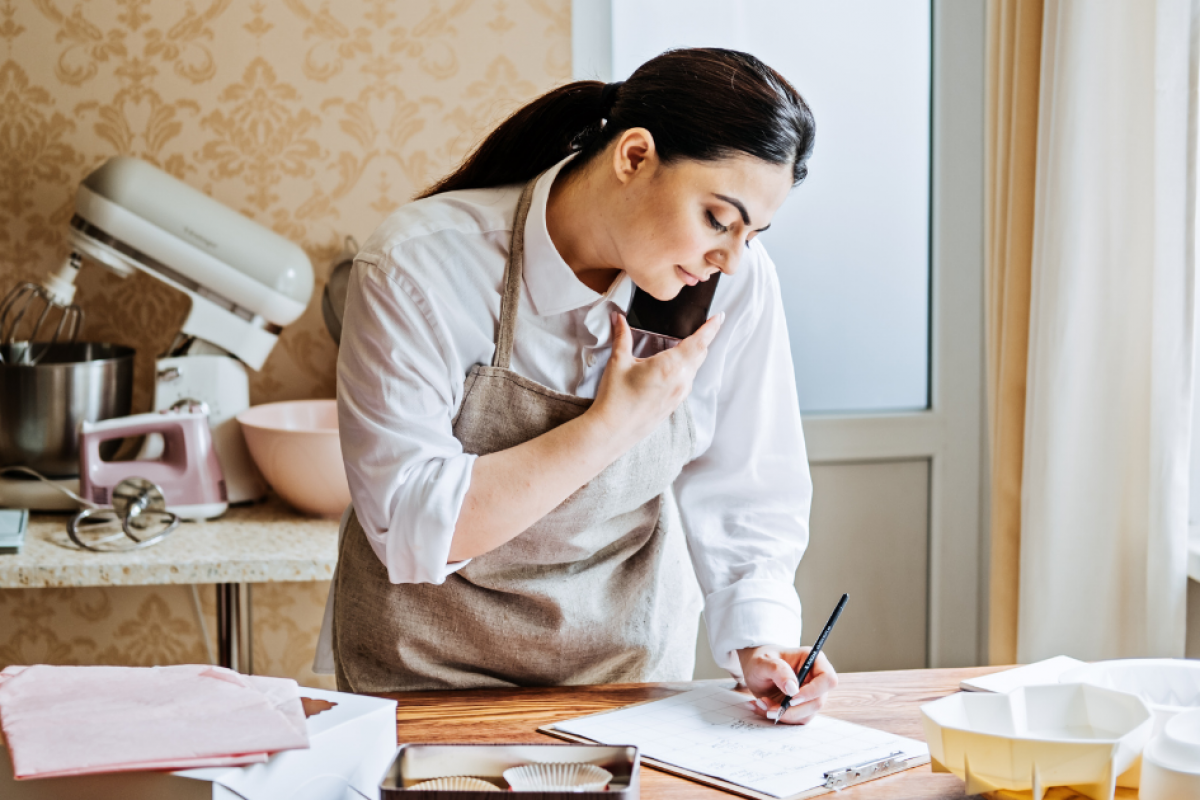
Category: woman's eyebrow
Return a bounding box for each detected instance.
[713,194,750,223]
[713,194,771,232]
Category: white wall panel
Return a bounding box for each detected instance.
[694,459,930,678]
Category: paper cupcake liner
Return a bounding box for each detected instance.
[408,776,501,791]
[503,763,613,791]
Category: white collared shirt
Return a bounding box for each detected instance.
[337,157,812,674]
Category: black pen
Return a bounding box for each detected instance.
[776,593,848,724]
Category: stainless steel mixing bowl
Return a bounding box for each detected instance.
[0,342,134,477]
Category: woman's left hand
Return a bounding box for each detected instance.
[736,645,838,725]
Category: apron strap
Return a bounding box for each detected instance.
[493,176,541,369]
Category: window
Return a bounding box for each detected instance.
[610,0,931,413]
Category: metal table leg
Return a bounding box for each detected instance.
[215,582,252,672]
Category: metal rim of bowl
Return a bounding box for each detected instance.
[0,341,136,368]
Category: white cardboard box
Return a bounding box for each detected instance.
[957,655,1086,693]
[0,687,398,800]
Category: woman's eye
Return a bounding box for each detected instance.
[706,211,729,234]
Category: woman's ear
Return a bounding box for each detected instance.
[611,128,658,185]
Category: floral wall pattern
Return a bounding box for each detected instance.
[0,0,570,688]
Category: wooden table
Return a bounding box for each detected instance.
[383,666,1132,800]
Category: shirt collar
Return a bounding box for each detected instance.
[523,155,632,317]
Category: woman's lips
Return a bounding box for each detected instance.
[675,265,700,286]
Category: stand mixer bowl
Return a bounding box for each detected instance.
[0,342,134,477]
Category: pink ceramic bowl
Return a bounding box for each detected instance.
[237,399,350,518]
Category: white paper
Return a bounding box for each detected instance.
[552,685,928,799]
[958,655,1086,693]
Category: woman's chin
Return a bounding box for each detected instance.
[644,283,685,301]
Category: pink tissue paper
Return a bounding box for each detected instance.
[0,664,309,780]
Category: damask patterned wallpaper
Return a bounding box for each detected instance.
[0,0,569,686]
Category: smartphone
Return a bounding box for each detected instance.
[625,275,721,358]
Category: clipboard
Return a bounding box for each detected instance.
[537,686,929,800]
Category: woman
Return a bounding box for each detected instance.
[331,47,835,724]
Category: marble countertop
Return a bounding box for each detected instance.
[0,494,339,588]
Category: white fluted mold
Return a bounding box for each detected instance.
[920,683,1152,800]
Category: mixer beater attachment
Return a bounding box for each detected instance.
[0,253,85,364]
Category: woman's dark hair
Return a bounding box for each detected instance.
[417,48,814,198]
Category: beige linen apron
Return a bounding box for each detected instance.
[333,178,702,693]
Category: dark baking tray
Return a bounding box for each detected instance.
[381,743,640,798]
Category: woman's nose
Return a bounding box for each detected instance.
[709,244,742,277]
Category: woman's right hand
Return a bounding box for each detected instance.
[449,310,722,561]
[590,311,724,446]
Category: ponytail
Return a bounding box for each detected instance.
[417,81,609,199]
[418,48,815,199]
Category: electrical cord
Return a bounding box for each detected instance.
[190,584,217,666]
[0,465,99,508]
[1,466,126,546]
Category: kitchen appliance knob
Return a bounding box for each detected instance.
[168,397,210,416]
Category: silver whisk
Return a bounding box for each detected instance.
[0,253,85,365]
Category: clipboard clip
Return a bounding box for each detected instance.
[823,751,906,790]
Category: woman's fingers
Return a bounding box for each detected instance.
[745,693,826,725]
[762,654,802,698]
[739,647,839,727]
[776,693,825,724]
[647,312,723,391]
[796,652,839,703]
[747,698,771,718]
[609,311,633,362]
[675,312,724,362]
[590,311,722,447]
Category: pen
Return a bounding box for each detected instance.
[776,593,848,724]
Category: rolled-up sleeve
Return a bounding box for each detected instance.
[337,257,475,585]
[675,256,812,677]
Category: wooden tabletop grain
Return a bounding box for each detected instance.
[378,666,1014,799]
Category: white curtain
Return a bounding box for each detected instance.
[1018,0,1198,661]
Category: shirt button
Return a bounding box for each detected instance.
[586,353,597,367]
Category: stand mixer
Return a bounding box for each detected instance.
[0,156,314,510]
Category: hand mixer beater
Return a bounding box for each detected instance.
[0,253,85,364]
